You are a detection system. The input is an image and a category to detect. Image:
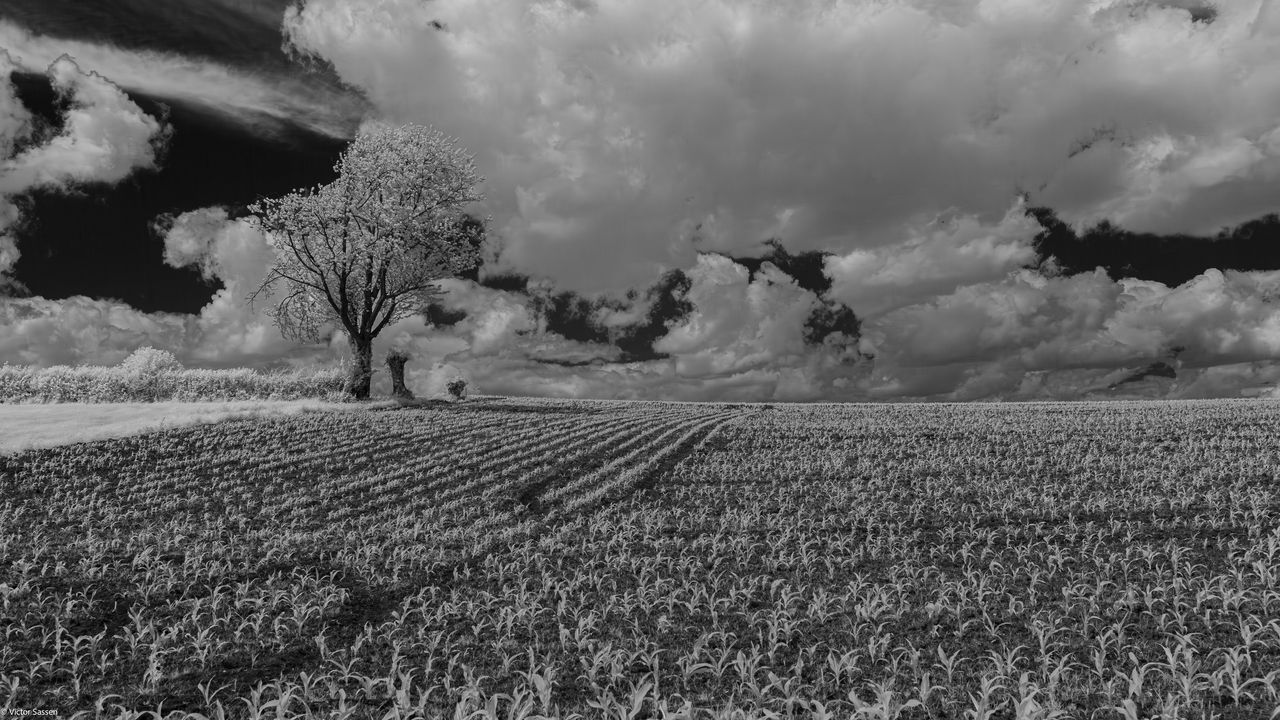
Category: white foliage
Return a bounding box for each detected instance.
[250,123,485,347]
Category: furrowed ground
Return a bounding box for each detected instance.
[2,398,1280,719]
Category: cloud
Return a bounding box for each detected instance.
[0,206,299,367]
[0,20,366,139]
[1,206,307,368]
[8,234,1280,401]
[654,254,817,377]
[1,56,167,191]
[0,52,169,286]
[357,254,868,401]
[0,52,28,290]
[157,207,298,363]
[860,266,1280,399]
[826,200,1042,318]
[0,52,33,157]
[0,294,191,367]
[159,207,273,287]
[10,0,1280,402]
[281,0,1280,294]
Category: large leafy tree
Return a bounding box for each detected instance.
[250,124,485,398]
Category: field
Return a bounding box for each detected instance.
[3,397,1280,719]
[0,400,374,454]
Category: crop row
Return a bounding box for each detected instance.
[3,398,1280,719]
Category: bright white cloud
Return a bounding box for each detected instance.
[655,254,817,377]
[1,56,166,192]
[0,295,191,367]
[159,207,296,363]
[0,53,168,286]
[859,267,1280,399]
[827,201,1042,318]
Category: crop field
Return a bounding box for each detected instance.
[3,397,1280,719]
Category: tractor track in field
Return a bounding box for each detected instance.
[320,408,748,655]
[632,410,739,497]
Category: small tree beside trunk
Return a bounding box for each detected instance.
[386,349,413,399]
[248,123,485,399]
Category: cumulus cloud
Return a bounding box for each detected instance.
[3,207,298,368]
[281,0,1280,293]
[1,56,167,191]
[655,255,818,377]
[860,267,1280,400]
[156,207,307,364]
[383,250,1280,403]
[0,20,366,139]
[9,0,1280,402]
[352,255,867,402]
[9,228,1280,401]
[827,201,1041,318]
[0,52,168,287]
[0,295,190,367]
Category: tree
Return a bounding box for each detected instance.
[249,124,485,398]
[385,348,414,400]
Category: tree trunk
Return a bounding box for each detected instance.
[387,353,413,399]
[345,334,374,399]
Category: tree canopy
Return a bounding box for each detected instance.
[250,123,485,397]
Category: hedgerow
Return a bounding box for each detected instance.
[0,348,346,403]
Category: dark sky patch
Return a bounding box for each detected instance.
[532,292,612,346]
[724,239,861,352]
[7,71,345,313]
[803,302,861,348]
[725,239,832,296]
[0,0,298,72]
[614,269,694,361]
[475,267,695,362]
[1028,207,1280,287]
[424,302,467,328]
[477,271,531,293]
[1189,6,1218,23]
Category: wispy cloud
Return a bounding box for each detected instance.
[0,20,367,139]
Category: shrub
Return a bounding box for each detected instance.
[446,378,468,401]
[120,347,183,375]
[0,363,347,403]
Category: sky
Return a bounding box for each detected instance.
[3,0,1280,401]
